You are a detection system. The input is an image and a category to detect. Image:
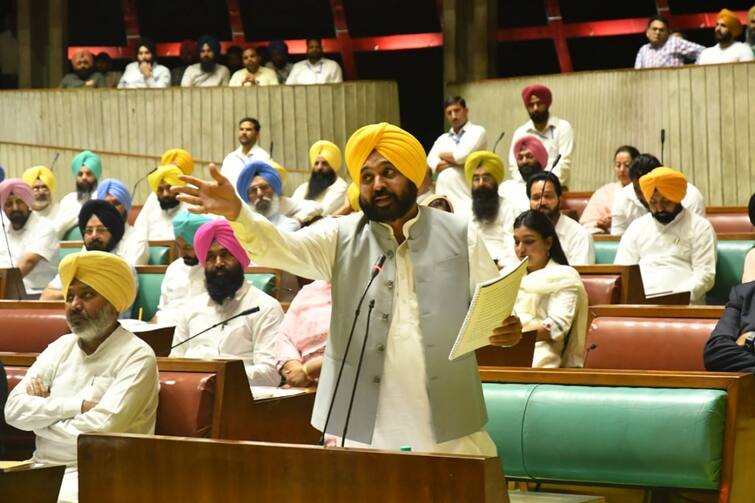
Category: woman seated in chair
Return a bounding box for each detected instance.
[513,210,588,368]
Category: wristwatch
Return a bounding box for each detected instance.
[744,333,755,353]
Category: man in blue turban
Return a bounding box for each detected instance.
[180,35,230,87]
[96,178,148,265]
[236,160,299,232]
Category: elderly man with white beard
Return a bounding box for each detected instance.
[4,251,159,503]
[236,160,300,232]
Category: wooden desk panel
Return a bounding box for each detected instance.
[78,433,508,503]
[0,464,65,503]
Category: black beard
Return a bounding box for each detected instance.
[200,59,216,73]
[76,180,96,200]
[651,205,683,225]
[305,169,337,200]
[518,162,543,183]
[205,263,245,304]
[360,183,418,223]
[182,255,199,266]
[528,110,549,124]
[85,238,115,253]
[714,31,732,44]
[471,186,500,224]
[159,196,180,210]
[8,211,30,230]
[75,67,94,80]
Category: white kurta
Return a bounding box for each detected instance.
[4,326,159,502]
[180,63,230,87]
[697,42,754,65]
[0,212,58,294]
[610,182,705,235]
[498,178,531,215]
[117,62,171,88]
[426,121,488,216]
[279,196,323,223]
[554,215,595,265]
[132,194,186,241]
[468,197,518,268]
[614,209,717,304]
[229,204,499,455]
[508,115,574,185]
[117,224,149,265]
[285,58,343,84]
[53,191,91,239]
[220,145,272,190]
[155,258,207,324]
[229,66,279,87]
[291,176,348,216]
[171,281,283,387]
[35,201,61,223]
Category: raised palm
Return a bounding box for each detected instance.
[174,163,242,220]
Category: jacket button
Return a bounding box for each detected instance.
[377,344,385,352]
[385,280,394,289]
[386,251,394,258]
[381,313,389,321]
[373,376,381,384]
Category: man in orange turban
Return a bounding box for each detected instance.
[173,122,525,456]
[698,9,754,65]
[615,167,716,304]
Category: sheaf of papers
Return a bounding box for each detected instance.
[449,258,528,360]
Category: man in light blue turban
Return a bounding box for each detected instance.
[236,160,299,232]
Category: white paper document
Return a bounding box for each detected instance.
[448,258,528,360]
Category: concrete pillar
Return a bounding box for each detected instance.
[16,0,67,88]
[442,0,497,86]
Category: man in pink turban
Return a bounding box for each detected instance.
[0,179,58,295]
[508,83,573,187]
[169,219,284,388]
[499,135,549,213]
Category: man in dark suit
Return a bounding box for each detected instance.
[704,281,755,372]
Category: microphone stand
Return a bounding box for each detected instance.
[340,299,376,447]
[170,306,260,350]
[660,129,666,165]
[492,131,506,153]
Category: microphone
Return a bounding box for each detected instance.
[492,131,506,153]
[660,129,666,164]
[131,167,158,200]
[49,153,60,171]
[340,299,377,447]
[320,254,386,445]
[170,306,260,350]
[269,141,274,158]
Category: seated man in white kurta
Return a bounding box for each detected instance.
[464,151,518,269]
[499,135,548,215]
[426,96,487,216]
[153,211,211,324]
[0,179,58,295]
[54,150,102,240]
[4,251,159,503]
[173,123,523,455]
[615,167,716,304]
[291,140,348,219]
[170,219,283,387]
[610,153,705,235]
[132,160,188,242]
[22,165,60,223]
[527,172,595,265]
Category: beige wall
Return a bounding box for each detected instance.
[0,81,400,204]
[449,62,755,206]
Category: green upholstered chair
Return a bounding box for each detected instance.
[58,244,82,261]
[244,273,277,297]
[707,240,755,304]
[594,240,619,265]
[62,226,83,241]
[148,246,171,265]
[483,383,726,489]
[132,271,165,321]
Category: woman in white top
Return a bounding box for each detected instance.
[513,210,588,368]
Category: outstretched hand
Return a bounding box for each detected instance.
[173,163,243,220]
[488,315,523,347]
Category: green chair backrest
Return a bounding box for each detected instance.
[59,246,81,261]
[244,273,276,297]
[148,246,171,265]
[62,226,83,241]
[707,240,755,304]
[483,383,726,489]
[132,272,165,321]
[594,240,619,264]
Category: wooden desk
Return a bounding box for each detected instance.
[0,464,65,503]
[78,433,508,503]
[574,264,690,305]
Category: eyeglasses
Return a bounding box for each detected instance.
[84,226,110,235]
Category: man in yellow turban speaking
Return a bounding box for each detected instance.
[4,251,159,503]
[615,167,717,304]
[173,122,524,456]
[290,140,348,216]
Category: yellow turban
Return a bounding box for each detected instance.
[347,182,360,211]
[22,166,56,193]
[269,160,288,184]
[464,151,505,186]
[59,251,136,313]
[309,140,342,172]
[148,165,186,193]
[639,167,687,204]
[717,9,743,39]
[344,123,426,188]
[160,148,194,175]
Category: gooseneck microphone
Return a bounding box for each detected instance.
[170,306,260,350]
[320,254,386,445]
[660,129,666,164]
[131,167,158,200]
[492,131,506,153]
[340,299,377,447]
[49,153,60,171]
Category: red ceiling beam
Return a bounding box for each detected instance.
[225,0,247,45]
[120,0,140,51]
[329,0,358,80]
[544,0,572,73]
